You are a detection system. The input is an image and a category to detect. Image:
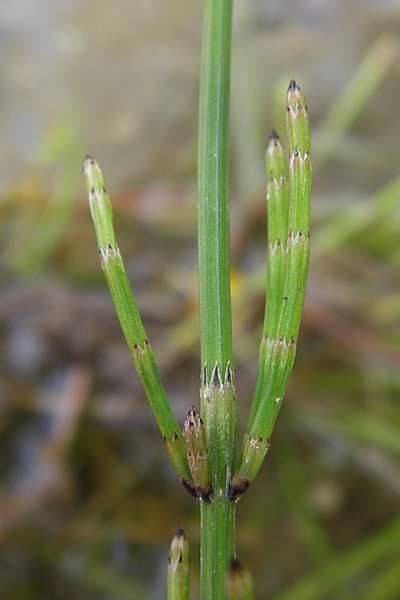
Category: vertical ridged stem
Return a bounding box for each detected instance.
[200,366,236,598]
[197,0,235,598]
[201,493,235,600]
[198,0,233,371]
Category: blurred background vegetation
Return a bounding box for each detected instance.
[1,1,400,598]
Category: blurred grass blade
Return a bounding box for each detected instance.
[168,528,190,600]
[80,557,150,600]
[315,34,398,167]
[231,1,265,202]
[300,407,400,456]
[355,559,400,600]
[83,156,190,482]
[314,175,400,255]
[276,436,333,566]
[275,517,400,600]
[8,119,82,274]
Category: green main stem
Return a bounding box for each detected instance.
[198,0,233,371]
[198,0,235,599]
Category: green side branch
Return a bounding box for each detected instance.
[183,407,211,499]
[168,529,190,600]
[247,131,289,430]
[264,130,289,337]
[234,81,311,491]
[83,157,190,483]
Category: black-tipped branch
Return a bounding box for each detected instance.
[168,528,190,600]
[239,81,311,485]
[183,407,211,499]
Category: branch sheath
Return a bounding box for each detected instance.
[83,157,191,482]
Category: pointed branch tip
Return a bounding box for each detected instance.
[83,154,96,168]
[188,406,197,417]
[211,363,222,387]
[288,79,300,92]
[268,129,280,142]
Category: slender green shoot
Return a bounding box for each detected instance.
[168,528,190,600]
[264,131,289,337]
[234,81,311,491]
[83,157,191,483]
[246,131,289,431]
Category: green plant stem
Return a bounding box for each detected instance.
[197,0,236,598]
[201,494,235,599]
[198,0,233,372]
[83,157,190,482]
[168,529,190,600]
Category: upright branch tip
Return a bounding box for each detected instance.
[288,79,300,92]
[168,528,190,598]
[268,129,280,142]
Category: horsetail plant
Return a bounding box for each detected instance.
[168,528,190,600]
[234,81,311,493]
[83,0,311,597]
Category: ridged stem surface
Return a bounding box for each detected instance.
[197,1,236,598]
